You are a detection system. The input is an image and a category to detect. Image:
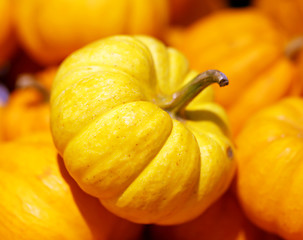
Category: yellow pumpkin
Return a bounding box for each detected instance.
[50,35,236,225]
[0,132,143,239]
[150,191,281,240]
[236,97,303,240]
[166,7,299,137]
[15,0,169,65]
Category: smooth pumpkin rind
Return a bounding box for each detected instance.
[51,35,236,224]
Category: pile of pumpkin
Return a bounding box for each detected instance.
[1,0,303,239]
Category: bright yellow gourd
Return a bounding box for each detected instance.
[50,35,236,225]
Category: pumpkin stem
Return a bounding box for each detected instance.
[16,74,50,102]
[157,69,228,116]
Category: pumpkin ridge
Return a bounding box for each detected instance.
[63,101,173,199]
[97,115,175,201]
[51,65,152,103]
[100,119,201,224]
[51,68,148,154]
[61,97,149,155]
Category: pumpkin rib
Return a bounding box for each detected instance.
[100,129,176,202]
[101,119,201,224]
[51,70,148,154]
[227,57,296,135]
[71,106,173,192]
[63,101,174,199]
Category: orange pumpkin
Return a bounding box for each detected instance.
[253,0,303,38]
[235,97,303,240]
[1,67,57,140]
[168,0,227,26]
[17,66,58,91]
[0,132,143,239]
[14,0,169,65]
[166,7,299,136]
[0,0,15,66]
[1,87,50,140]
[149,190,280,240]
[34,66,57,90]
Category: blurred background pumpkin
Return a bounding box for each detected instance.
[165,7,301,136]
[149,190,281,240]
[253,0,303,39]
[1,67,56,141]
[14,0,169,65]
[0,132,143,240]
[235,97,303,240]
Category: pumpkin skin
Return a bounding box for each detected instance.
[253,0,303,38]
[149,191,281,240]
[235,97,303,240]
[0,0,15,66]
[166,8,299,136]
[50,35,236,225]
[15,0,169,65]
[0,133,143,240]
